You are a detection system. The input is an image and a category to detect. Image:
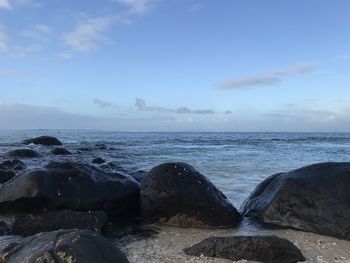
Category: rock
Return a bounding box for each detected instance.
[140,162,241,228]
[92,157,106,164]
[6,149,39,158]
[22,136,62,146]
[0,210,108,236]
[0,170,15,184]
[51,147,72,155]
[130,170,147,183]
[78,147,93,152]
[0,229,130,263]
[0,161,140,222]
[0,160,26,171]
[184,235,305,263]
[241,162,350,240]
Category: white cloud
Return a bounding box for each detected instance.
[34,24,51,33]
[62,17,114,52]
[0,29,7,52]
[112,0,156,14]
[0,0,11,9]
[56,52,72,60]
[217,63,316,90]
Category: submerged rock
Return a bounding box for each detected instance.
[6,149,39,158]
[0,229,130,263]
[92,157,106,164]
[241,162,350,240]
[0,161,140,222]
[184,235,305,263]
[0,210,108,236]
[51,147,72,155]
[140,162,241,228]
[0,160,26,171]
[22,136,62,146]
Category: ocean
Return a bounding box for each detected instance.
[1,130,350,207]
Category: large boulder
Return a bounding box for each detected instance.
[0,229,130,263]
[241,162,350,240]
[6,149,39,158]
[141,162,241,228]
[0,161,140,222]
[22,136,62,146]
[0,210,108,236]
[184,235,305,263]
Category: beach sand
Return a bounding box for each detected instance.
[117,221,350,263]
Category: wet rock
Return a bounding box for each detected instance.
[92,157,106,164]
[6,149,39,158]
[22,136,62,146]
[0,229,130,263]
[0,210,108,237]
[141,162,241,228]
[184,235,305,263]
[241,162,350,240]
[51,147,72,155]
[130,170,147,183]
[0,160,26,171]
[0,161,140,222]
[78,147,93,152]
[0,170,15,184]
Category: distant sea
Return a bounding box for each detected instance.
[1,130,350,207]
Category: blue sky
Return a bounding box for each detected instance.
[1,0,350,131]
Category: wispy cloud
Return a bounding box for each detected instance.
[0,28,8,52]
[0,0,11,9]
[112,0,156,14]
[56,52,72,60]
[62,16,115,52]
[217,63,316,90]
[94,99,113,108]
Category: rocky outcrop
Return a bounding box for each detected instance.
[0,210,108,236]
[0,160,25,171]
[22,136,62,146]
[6,149,39,158]
[241,162,350,240]
[51,147,72,155]
[141,162,241,228]
[0,161,140,222]
[0,229,130,263]
[184,235,305,263]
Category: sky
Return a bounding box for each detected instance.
[0,0,350,131]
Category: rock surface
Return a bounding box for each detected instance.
[141,162,241,228]
[92,157,106,164]
[0,160,26,171]
[22,136,62,146]
[184,235,305,263]
[0,229,130,263]
[241,162,350,240]
[6,149,39,158]
[0,161,140,222]
[51,147,72,155]
[0,210,108,236]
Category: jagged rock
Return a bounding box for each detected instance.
[241,162,350,240]
[184,235,305,263]
[141,162,241,228]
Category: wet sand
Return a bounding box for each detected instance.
[118,221,350,263]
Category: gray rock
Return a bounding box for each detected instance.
[6,149,39,158]
[241,162,350,240]
[22,136,62,146]
[51,147,72,155]
[141,162,241,228]
[184,235,305,263]
[0,229,130,263]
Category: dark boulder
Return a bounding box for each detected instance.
[130,170,147,183]
[0,229,130,263]
[6,149,39,158]
[0,161,140,222]
[140,162,241,228]
[51,147,72,155]
[0,170,15,184]
[22,136,62,146]
[184,235,305,263]
[92,157,106,164]
[0,160,26,171]
[0,210,108,236]
[241,162,350,240]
